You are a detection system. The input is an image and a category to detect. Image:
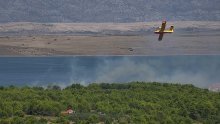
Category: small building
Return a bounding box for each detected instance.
[66,108,74,114]
[61,106,75,115]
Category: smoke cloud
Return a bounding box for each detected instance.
[68,56,220,88]
[0,56,219,88]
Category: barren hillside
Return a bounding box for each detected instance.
[0,0,219,23]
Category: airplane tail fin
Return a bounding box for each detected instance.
[170,26,174,31]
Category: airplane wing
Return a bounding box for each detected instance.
[158,33,164,41]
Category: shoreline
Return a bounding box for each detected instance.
[0,21,219,56]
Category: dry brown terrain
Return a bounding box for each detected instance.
[0,21,219,56]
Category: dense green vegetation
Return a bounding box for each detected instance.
[0,82,220,124]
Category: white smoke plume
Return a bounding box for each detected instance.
[0,56,219,88]
[69,56,220,88]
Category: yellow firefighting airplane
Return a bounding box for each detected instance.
[154,21,174,41]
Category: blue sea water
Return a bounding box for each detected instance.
[0,56,219,88]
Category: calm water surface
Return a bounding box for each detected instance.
[0,56,219,88]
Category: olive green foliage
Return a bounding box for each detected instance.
[0,82,220,123]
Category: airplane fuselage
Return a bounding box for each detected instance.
[154,21,174,41]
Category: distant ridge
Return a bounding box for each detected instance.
[0,0,219,23]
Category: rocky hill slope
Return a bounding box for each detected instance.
[0,0,219,23]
